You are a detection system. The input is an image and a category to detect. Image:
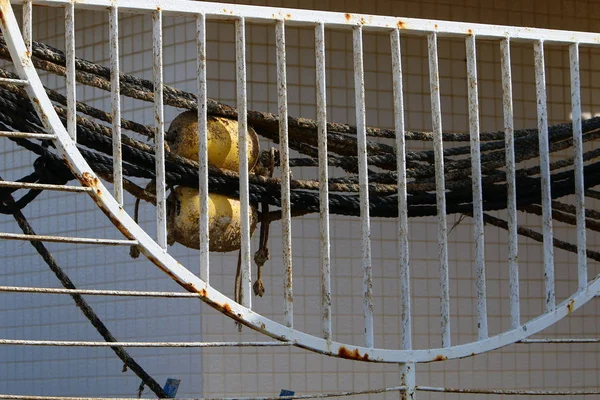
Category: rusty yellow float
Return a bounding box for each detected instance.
[165,110,259,253]
[166,110,260,170]
[167,186,258,253]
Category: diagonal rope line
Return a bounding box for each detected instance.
[0,175,170,399]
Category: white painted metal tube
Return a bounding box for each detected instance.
[153,9,167,250]
[236,18,252,309]
[417,386,600,396]
[18,0,600,46]
[500,38,520,329]
[2,0,600,361]
[65,2,76,141]
[22,0,32,52]
[399,362,415,400]
[196,13,209,283]
[0,338,292,347]
[0,232,137,246]
[0,78,28,85]
[0,181,91,192]
[108,6,123,205]
[0,285,206,297]
[353,26,374,349]
[465,34,487,340]
[0,386,407,400]
[427,32,451,347]
[569,43,587,291]
[533,41,555,312]
[0,131,54,139]
[276,19,294,328]
[521,338,600,344]
[390,28,411,351]
[315,22,331,340]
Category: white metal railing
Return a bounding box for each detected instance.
[2,0,598,361]
[500,38,520,329]
[0,0,599,398]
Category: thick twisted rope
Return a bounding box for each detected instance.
[0,38,598,227]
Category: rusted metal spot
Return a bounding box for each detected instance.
[468,29,473,34]
[397,20,405,29]
[345,13,351,21]
[81,172,99,187]
[286,13,291,19]
[337,346,369,361]
[360,17,366,25]
[567,299,575,314]
[434,354,448,361]
[223,303,232,313]
[434,24,438,29]
[200,288,207,297]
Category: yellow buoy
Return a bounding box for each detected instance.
[166,110,260,172]
[167,186,258,253]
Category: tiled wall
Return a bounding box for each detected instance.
[0,0,599,399]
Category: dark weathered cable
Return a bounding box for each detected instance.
[482,213,600,262]
[520,204,600,233]
[23,40,551,143]
[0,67,153,139]
[1,38,600,229]
[3,92,600,222]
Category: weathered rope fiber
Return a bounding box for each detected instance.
[0,37,598,224]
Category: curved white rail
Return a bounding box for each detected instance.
[0,0,597,366]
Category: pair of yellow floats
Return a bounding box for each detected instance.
[166,111,260,253]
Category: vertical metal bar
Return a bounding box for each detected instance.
[569,43,587,291]
[153,9,167,250]
[391,28,411,351]
[197,13,209,283]
[466,34,487,340]
[427,32,451,347]
[315,22,331,339]
[23,0,32,53]
[500,38,520,329]
[109,6,123,205]
[400,362,416,400]
[65,2,76,141]
[533,40,555,312]
[276,20,293,328]
[236,18,252,309]
[352,26,373,348]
